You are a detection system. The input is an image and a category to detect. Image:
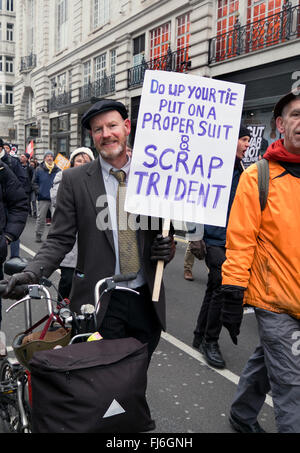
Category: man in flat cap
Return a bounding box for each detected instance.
[217,91,300,433]
[1,99,175,363]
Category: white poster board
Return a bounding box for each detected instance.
[125,70,245,228]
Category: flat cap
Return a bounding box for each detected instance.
[273,91,299,119]
[81,99,128,130]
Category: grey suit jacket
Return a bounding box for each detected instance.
[26,157,168,329]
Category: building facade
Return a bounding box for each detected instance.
[14,0,300,159]
[0,0,15,143]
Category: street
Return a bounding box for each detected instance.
[1,217,277,434]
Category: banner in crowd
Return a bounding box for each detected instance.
[242,125,266,168]
[125,70,245,227]
[54,153,71,171]
[26,140,34,158]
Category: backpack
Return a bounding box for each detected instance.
[256,158,269,211]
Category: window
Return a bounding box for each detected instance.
[27,0,34,53]
[83,60,91,85]
[50,78,56,98]
[5,56,13,73]
[217,0,239,36]
[110,49,116,75]
[6,23,13,41]
[93,0,109,29]
[95,53,106,80]
[176,13,190,71]
[6,0,13,12]
[150,22,170,61]
[0,85,2,104]
[0,56,2,72]
[57,0,68,51]
[57,73,66,94]
[133,34,145,66]
[215,1,240,61]
[177,13,190,51]
[6,85,13,105]
[247,0,284,50]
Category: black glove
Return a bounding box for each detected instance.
[150,234,176,263]
[0,271,38,300]
[220,285,246,345]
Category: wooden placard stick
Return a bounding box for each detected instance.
[152,218,171,302]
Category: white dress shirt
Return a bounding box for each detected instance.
[99,154,146,289]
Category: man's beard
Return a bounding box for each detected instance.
[98,142,125,161]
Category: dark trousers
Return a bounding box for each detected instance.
[58,266,75,301]
[100,284,161,365]
[194,245,226,342]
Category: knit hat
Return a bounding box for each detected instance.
[69,147,94,164]
[44,150,54,158]
[239,125,251,139]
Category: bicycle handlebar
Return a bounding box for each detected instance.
[112,273,137,283]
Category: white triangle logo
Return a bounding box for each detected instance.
[103,399,126,418]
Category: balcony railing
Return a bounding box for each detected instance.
[128,46,191,88]
[20,54,37,72]
[209,2,300,64]
[48,91,72,112]
[79,74,116,102]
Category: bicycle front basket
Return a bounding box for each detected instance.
[12,328,71,371]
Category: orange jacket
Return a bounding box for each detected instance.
[222,158,300,319]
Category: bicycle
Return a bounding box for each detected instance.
[0,260,138,433]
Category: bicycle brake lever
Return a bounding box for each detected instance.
[6,295,31,313]
[114,286,140,296]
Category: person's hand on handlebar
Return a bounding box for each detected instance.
[0,271,38,299]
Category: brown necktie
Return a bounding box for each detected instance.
[110,169,140,274]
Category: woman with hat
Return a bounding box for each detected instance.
[50,147,94,300]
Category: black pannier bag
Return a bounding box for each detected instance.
[29,337,155,433]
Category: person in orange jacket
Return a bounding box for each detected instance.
[219,91,300,433]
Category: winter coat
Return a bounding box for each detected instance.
[20,162,33,194]
[33,162,60,201]
[2,153,27,190]
[204,160,244,247]
[222,140,300,319]
[50,171,77,268]
[0,160,28,263]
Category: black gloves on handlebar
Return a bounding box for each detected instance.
[0,271,38,299]
[219,284,246,345]
[150,234,176,264]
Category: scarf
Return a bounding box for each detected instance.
[44,161,55,174]
[263,139,300,163]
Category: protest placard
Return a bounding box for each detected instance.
[54,153,71,171]
[125,70,245,228]
[242,125,266,168]
[125,70,245,300]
